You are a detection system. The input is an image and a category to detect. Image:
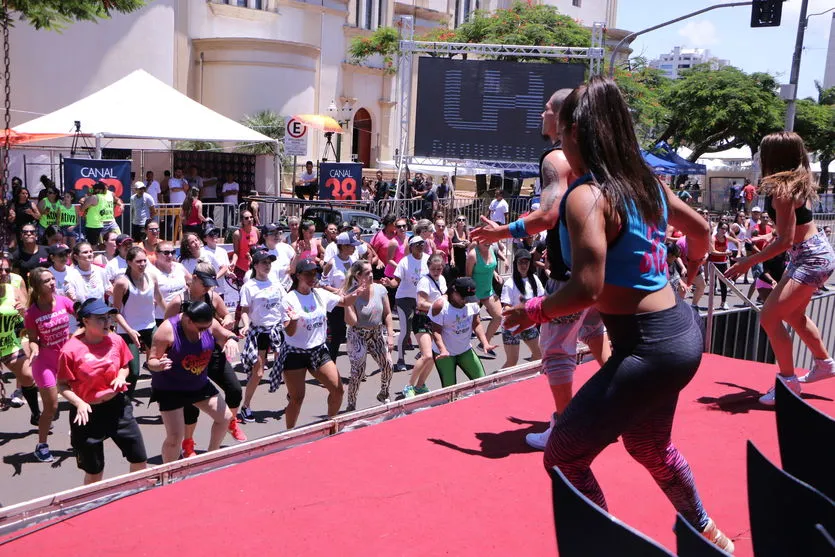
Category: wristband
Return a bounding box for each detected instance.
[524,296,550,325]
[508,218,528,239]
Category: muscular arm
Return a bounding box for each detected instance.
[470,150,573,243]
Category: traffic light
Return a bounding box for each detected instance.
[750,0,783,28]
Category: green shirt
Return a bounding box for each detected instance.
[38,198,59,228]
[86,191,115,228]
[58,203,77,227]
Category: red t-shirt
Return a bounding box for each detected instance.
[57,332,132,404]
[742,184,756,202]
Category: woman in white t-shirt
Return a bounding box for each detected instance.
[151,241,190,327]
[343,260,395,411]
[201,226,232,297]
[238,250,289,423]
[321,232,363,363]
[382,235,428,372]
[66,242,111,304]
[402,253,446,398]
[429,277,495,387]
[282,258,366,428]
[499,249,543,369]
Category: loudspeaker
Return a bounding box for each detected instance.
[504,177,520,196]
[489,174,502,192]
[475,174,488,196]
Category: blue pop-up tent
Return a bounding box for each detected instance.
[641,150,679,174]
[652,142,707,175]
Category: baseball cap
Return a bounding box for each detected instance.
[450,277,478,303]
[751,206,762,213]
[514,248,532,260]
[134,181,147,189]
[531,202,541,211]
[295,259,319,273]
[262,223,280,236]
[409,235,426,246]
[194,269,219,287]
[251,250,277,264]
[47,244,71,256]
[336,232,362,246]
[202,225,221,238]
[77,298,118,318]
[115,234,133,246]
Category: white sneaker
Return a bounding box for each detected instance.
[799,358,835,384]
[759,375,801,406]
[719,302,729,311]
[525,427,553,450]
[525,413,558,451]
[9,389,24,408]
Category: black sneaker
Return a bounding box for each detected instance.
[30,414,41,427]
[393,362,407,372]
[238,406,255,423]
[376,391,390,404]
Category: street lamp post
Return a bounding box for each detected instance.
[328,99,354,162]
[784,3,835,131]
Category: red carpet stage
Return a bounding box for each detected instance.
[5,354,835,556]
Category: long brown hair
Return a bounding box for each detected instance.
[759,131,817,204]
[559,76,664,227]
[27,267,53,308]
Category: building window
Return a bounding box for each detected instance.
[357,0,385,29]
[455,0,478,27]
[572,0,581,6]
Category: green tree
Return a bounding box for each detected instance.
[349,1,591,69]
[237,110,290,172]
[654,65,783,161]
[795,82,835,191]
[423,0,591,62]
[613,58,671,148]
[172,140,220,151]
[3,0,145,31]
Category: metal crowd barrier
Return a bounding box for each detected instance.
[703,262,835,370]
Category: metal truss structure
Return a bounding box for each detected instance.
[393,20,606,196]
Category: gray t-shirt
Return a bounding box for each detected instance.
[354,283,387,327]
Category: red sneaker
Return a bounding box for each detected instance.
[181,438,197,458]
[228,417,248,442]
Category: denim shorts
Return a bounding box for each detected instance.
[786,232,835,289]
[502,326,540,346]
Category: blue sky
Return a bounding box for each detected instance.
[617,0,833,100]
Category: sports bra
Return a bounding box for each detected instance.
[558,174,668,292]
[764,195,813,226]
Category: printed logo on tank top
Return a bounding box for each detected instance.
[182,350,212,375]
[640,225,669,277]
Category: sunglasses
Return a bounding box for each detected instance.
[21,230,37,235]
[396,224,408,229]
[158,249,175,256]
[242,216,254,221]
[0,267,10,273]
[147,228,160,233]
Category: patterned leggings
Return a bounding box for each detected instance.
[346,326,393,407]
[544,299,710,530]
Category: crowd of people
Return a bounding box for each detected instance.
[2,77,835,555]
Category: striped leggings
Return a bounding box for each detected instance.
[346,326,393,407]
[544,299,710,530]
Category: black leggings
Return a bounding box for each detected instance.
[184,345,242,425]
[326,306,347,363]
[712,261,728,303]
[544,298,710,530]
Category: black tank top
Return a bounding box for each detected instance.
[540,145,571,282]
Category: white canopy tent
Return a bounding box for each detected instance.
[13,69,276,151]
[378,159,497,178]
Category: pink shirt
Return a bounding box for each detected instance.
[58,333,132,404]
[24,295,74,374]
[370,230,394,266]
[384,235,407,278]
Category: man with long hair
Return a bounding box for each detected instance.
[471,89,611,449]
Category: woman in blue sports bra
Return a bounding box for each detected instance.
[503,77,734,552]
[726,131,835,404]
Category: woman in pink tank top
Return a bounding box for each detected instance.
[231,209,260,281]
[384,218,409,278]
[292,220,323,265]
[432,217,451,262]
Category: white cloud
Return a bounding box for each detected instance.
[677,20,720,48]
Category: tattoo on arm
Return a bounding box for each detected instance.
[539,157,561,212]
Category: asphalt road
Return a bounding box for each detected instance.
[0,311,536,508]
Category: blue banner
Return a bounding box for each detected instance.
[318,162,362,201]
[63,158,132,204]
